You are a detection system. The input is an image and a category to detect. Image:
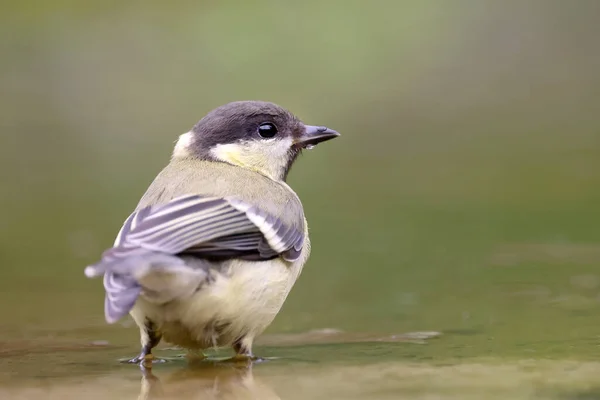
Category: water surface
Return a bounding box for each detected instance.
[1,1,600,398]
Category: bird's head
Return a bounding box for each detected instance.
[173,101,340,181]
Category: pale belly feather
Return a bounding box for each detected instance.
[130,249,307,350]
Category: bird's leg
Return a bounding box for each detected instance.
[231,337,262,362]
[127,319,163,365]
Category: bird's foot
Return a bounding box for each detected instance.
[232,353,261,361]
[122,353,167,366]
[228,353,265,364]
[230,339,265,364]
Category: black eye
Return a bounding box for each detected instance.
[258,123,278,138]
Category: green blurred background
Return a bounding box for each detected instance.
[1,0,600,362]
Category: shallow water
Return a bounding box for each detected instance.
[2,333,600,400]
[2,1,600,399]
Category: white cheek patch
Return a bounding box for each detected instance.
[172,131,193,158]
[210,138,294,181]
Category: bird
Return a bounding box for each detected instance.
[84,100,340,363]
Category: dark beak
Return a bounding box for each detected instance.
[295,125,340,148]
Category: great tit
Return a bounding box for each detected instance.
[84,101,340,363]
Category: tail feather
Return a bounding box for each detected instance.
[86,251,205,323]
[103,272,141,324]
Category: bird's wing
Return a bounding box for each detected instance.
[87,194,305,323]
[99,194,305,265]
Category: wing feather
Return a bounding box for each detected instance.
[87,194,304,323]
[101,194,304,264]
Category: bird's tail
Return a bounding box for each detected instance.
[85,251,205,324]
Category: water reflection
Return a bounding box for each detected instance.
[138,362,280,400]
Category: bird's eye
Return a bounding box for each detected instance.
[258,123,278,138]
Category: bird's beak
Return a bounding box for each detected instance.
[294,125,340,148]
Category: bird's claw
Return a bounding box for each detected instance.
[121,354,167,366]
